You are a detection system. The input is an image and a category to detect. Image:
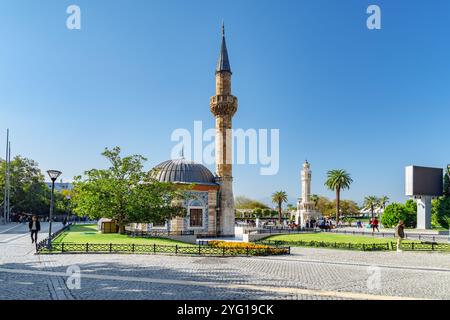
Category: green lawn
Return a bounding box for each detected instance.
[265,233,417,244]
[53,224,194,246]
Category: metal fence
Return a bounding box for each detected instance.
[37,242,290,256]
[125,230,194,237]
[257,239,450,252]
[326,229,449,243]
[246,227,318,235]
[35,223,72,252]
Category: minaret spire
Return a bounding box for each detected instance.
[216,22,231,74]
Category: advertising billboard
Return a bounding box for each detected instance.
[405,166,443,197]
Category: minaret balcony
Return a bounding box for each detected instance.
[210,95,238,116]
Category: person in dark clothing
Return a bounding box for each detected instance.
[29,215,41,244]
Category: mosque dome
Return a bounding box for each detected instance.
[151,158,217,185]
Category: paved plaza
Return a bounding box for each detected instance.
[0,223,449,300]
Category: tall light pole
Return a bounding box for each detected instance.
[47,170,62,249]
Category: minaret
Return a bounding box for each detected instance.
[210,24,237,236]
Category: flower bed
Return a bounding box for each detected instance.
[208,241,289,255]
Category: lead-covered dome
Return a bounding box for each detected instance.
[151,158,217,185]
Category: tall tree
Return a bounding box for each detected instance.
[363,196,379,219]
[310,194,320,207]
[325,169,353,224]
[271,191,288,224]
[1,156,49,216]
[71,147,187,233]
[379,196,390,212]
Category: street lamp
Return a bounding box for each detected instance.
[47,170,62,249]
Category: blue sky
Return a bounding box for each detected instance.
[1,0,449,206]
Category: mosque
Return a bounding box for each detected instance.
[147,25,237,237]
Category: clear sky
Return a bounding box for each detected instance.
[1,0,449,206]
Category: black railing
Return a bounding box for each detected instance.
[37,242,290,256]
[257,239,450,252]
[246,227,318,235]
[326,229,448,243]
[125,230,195,237]
[35,223,72,252]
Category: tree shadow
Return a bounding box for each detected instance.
[0,259,293,300]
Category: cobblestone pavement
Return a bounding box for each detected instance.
[0,224,449,300]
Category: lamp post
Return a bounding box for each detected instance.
[47,170,62,249]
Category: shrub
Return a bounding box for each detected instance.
[381,203,412,228]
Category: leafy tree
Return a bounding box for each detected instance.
[325,169,353,223]
[252,208,263,218]
[430,168,450,229]
[444,167,450,197]
[379,196,390,211]
[363,196,379,219]
[381,202,416,228]
[0,156,49,216]
[262,208,272,218]
[381,203,407,228]
[432,196,450,229]
[315,196,334,217]
[71,147,186,233]
[337,199,360,216]
[271,191,288,224]
[310,194,319,207]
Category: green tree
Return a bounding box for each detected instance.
[310,194,319,207]
[253,208,263,218]
[381,202,416,228]
[315,196,334,217]
[430,167,450,229]
[271,191,288,224]
[325,169,353,224]
[432,196,450,229]
[1,156,49,216]
[338,199,360,216]
[363,196,379,219]
[379,196,390,211]
[381,203,407,228]
[71,147,186,233]
[444,166,450,197]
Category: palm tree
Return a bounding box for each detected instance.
[363,196,379,219]
[325,170,353,224]
[271,191,288,225]
[379,196,389,212]
[310,194,319,207]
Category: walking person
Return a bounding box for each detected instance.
[395,220,405,252]
[372,217,380,232]
[29,215,41,244]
